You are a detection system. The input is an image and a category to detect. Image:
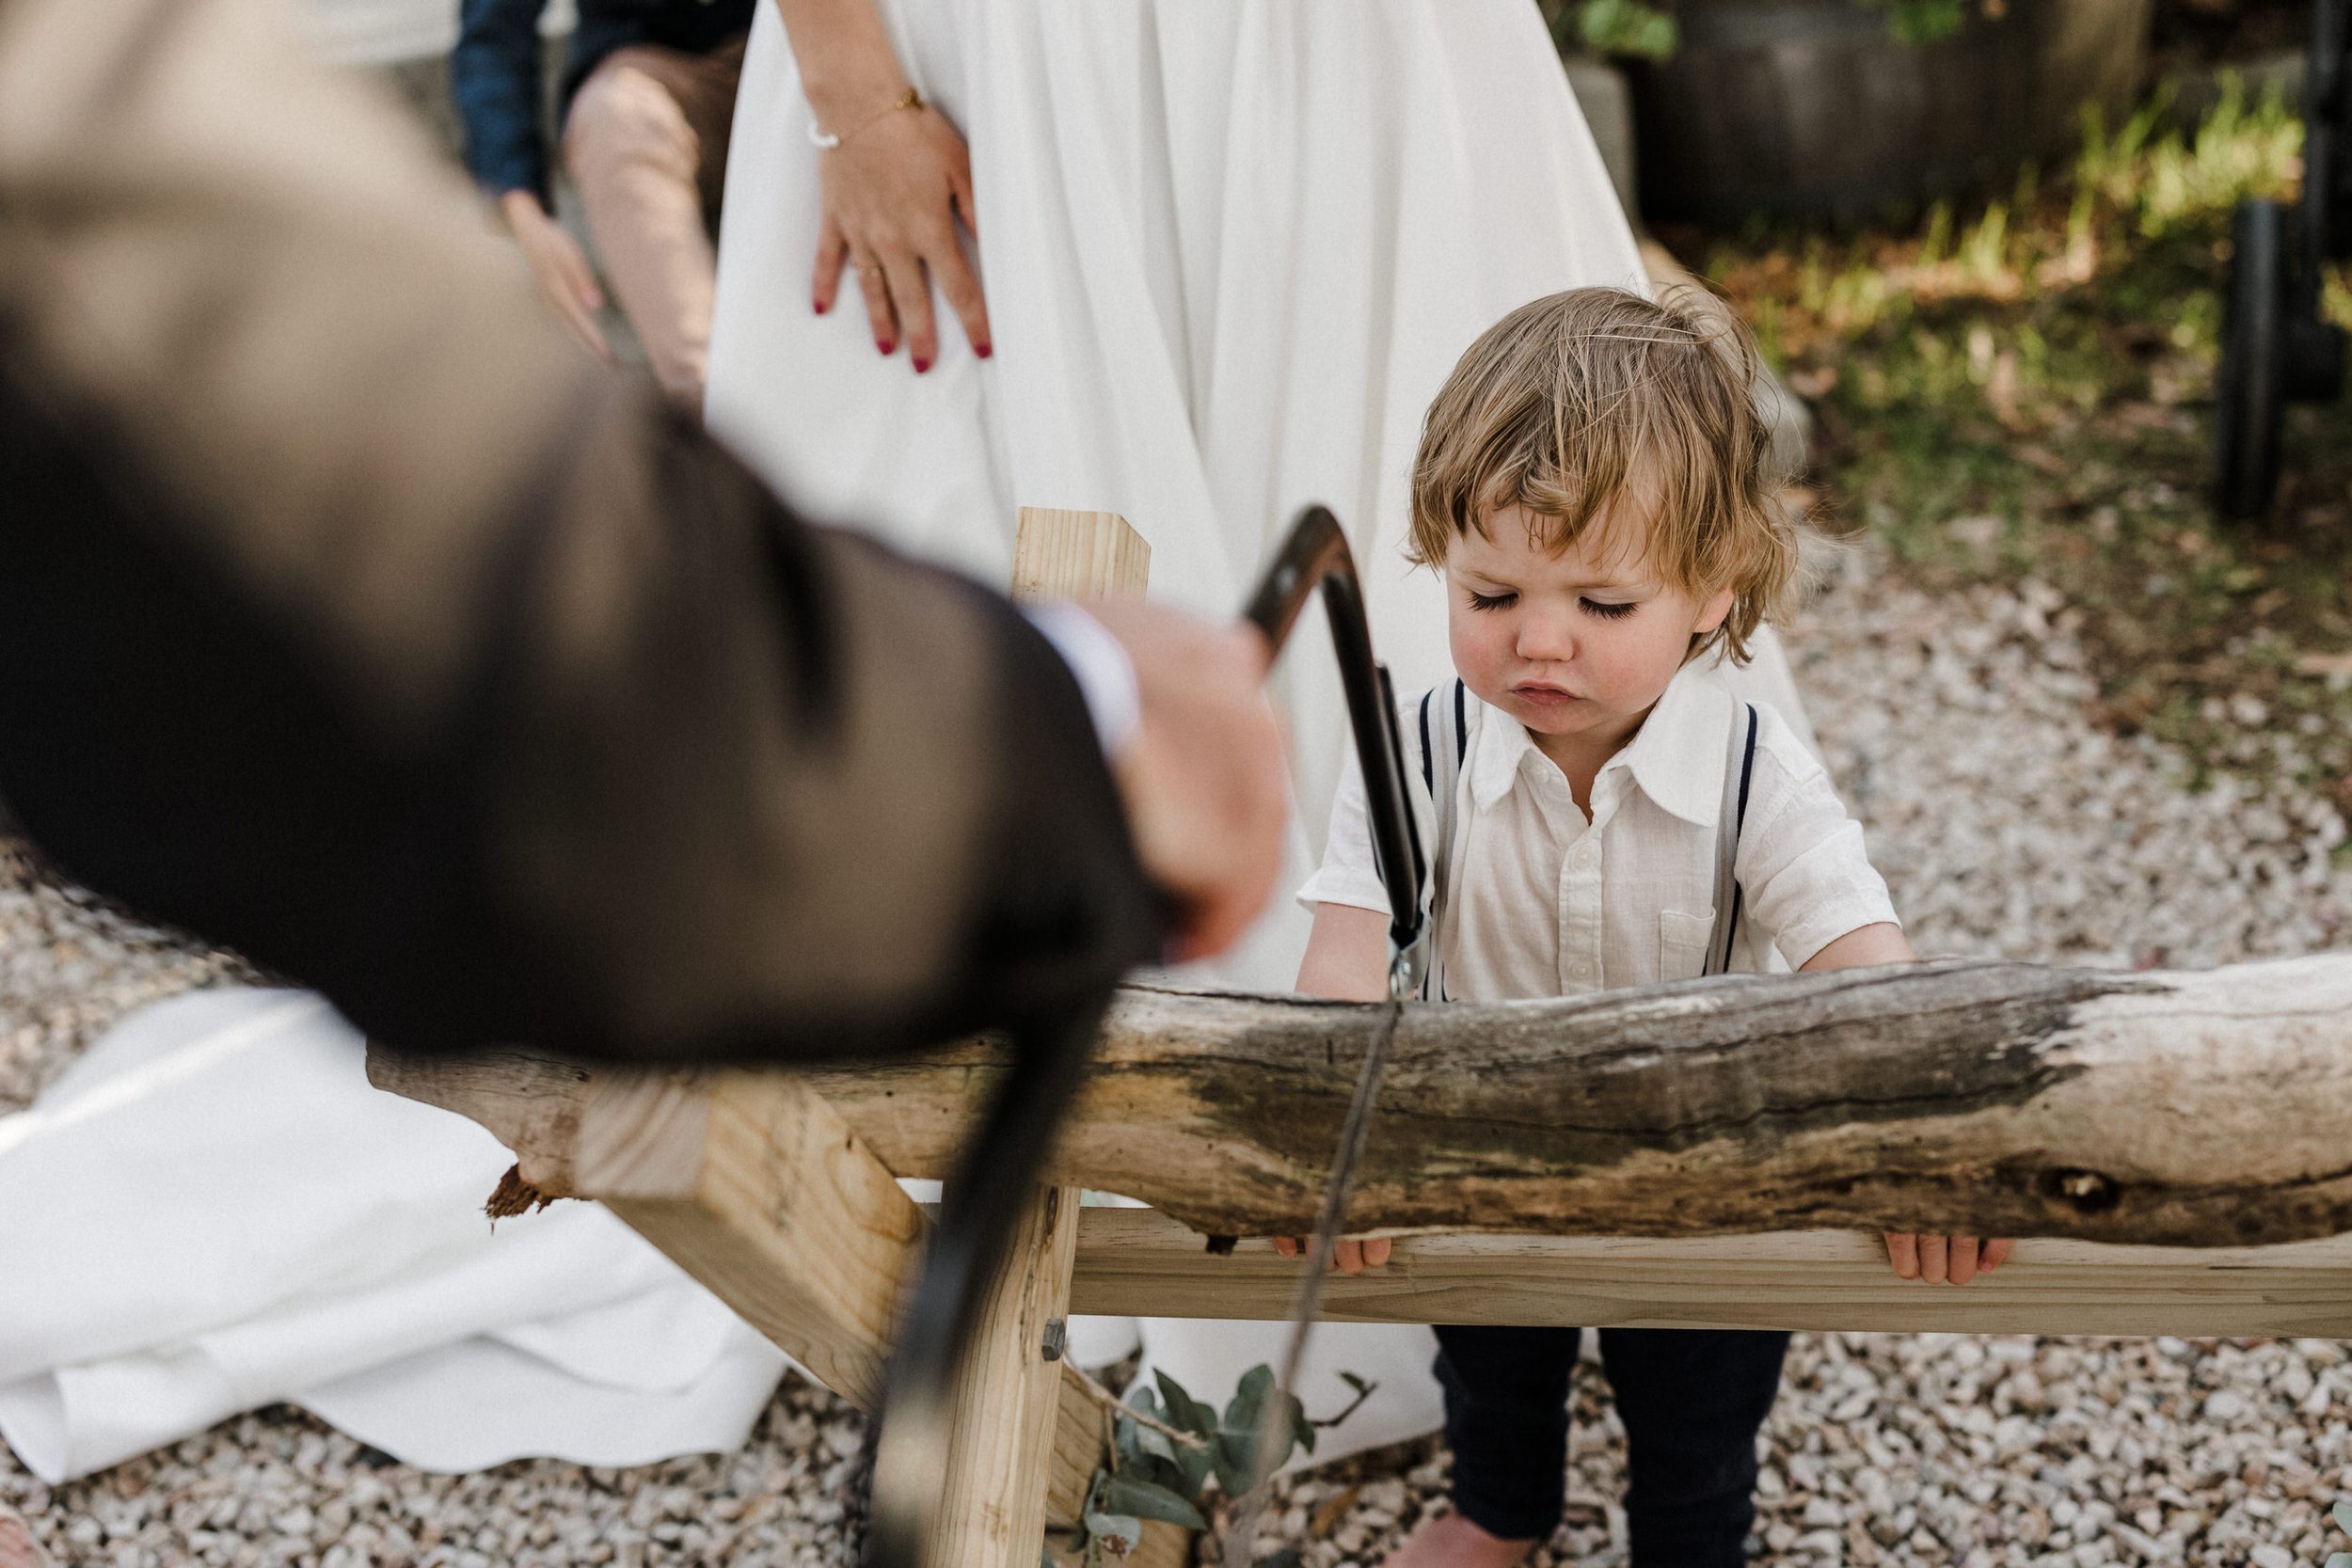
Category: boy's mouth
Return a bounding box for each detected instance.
[1510,683,1581,706]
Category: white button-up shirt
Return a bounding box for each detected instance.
[1297,663,1899,1002]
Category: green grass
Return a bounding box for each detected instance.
[1692,79,2352,804]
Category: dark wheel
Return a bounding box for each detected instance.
[2216,199,2290,521]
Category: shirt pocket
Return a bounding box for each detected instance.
[1659,909,1715,982]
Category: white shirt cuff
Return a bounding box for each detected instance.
[1023,603,1142,758]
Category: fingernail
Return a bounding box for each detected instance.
[876,338,895,355]
[913,355,931,373]
[813,298,828,315]
[975,341,993,359]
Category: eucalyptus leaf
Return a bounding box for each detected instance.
[1155,1369,1220,1438]
[1083,1509,1143,1559]
[2326,1554,2352,1568]
[2336,1498,2352,1536]
[1222,1364,1275,1437]
[1211,1429,1256,1499]
[1098,1474,1208,1529]
[1290,1390,1318,1457]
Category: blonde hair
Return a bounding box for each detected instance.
[1407,286,1800,664]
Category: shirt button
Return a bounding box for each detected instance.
[1574,843,1598,868]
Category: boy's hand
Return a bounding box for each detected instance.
[1271,1235,1392,1274]
[1883,1232,2013,1284]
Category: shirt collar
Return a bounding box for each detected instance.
[1466,662,1734,827]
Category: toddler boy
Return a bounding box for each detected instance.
[1290,287,1997,1568]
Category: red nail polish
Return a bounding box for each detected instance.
[813,297,828,315]
[913,355,932,373]
[877,338,895,355]
[975,341,993,359]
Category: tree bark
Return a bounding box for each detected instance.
[796,955,2352,1245]
[375,955,2352,1248]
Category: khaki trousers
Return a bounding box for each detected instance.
[563,35,747,406]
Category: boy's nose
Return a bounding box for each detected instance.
[1516,611,1577,663]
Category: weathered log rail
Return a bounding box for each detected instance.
[371,941,2352,1565]
[795,955,2352,1245]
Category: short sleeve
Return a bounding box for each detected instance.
[1295,744,1393,914]
[1733,708,1900,968]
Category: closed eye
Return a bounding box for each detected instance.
[1581,598,1637,619]
[1467,590,1517,611]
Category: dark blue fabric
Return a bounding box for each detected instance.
[452,0,754,201]
[1433,1324,1789,1561]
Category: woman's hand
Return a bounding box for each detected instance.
[810,101,990,370]
[500,190,612,362]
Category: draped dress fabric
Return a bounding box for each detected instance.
[706,0,1815,1465]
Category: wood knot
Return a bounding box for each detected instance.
[2045,1168,2121,1213]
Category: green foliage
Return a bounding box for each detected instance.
[1576,0,1677,60]
[1851,0,1968,45]
[1700,80,2352,806]
[1541,0,2005,61]
[1066,1364,1375,1564]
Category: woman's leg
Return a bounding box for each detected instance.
[563,40,745,406]
[1597,1328,1791,1568]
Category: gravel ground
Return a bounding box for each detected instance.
[5,543,2351,1567]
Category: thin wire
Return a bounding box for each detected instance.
[1215,990,1406,1565]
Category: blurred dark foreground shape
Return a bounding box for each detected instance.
[0,0,1162,1068]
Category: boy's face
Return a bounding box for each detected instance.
[1445,500,1734,762]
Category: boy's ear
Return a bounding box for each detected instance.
[1694,585,1737,635]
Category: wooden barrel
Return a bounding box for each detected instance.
[1629,0,2153,225]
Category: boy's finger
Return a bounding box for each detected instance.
[1364,1236,1393,1269]
[1981,1237,2015,1273]
[1918,1233,1950,1285]
[1947,1237,1979,1286]
[1272,1237,1298,1259]
[1333,1240,1363,1276]
[1883,1231,1920,1280]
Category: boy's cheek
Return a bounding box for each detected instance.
[1446,615,1510,705]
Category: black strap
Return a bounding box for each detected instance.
[1719,702,1760,970]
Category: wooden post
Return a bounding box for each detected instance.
[923,506,1157,1568]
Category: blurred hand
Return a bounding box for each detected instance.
[500,190,612,362]
[1272,1235,1392,1274]
[1883,1232,2013,1285]
[1086,601,1286,964]
[810,100,990,371]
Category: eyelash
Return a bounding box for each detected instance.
[1465,592,1638,620]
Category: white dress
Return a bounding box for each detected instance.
[706,0,1813,1465]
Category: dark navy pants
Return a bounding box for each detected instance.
[1433,1324,1790,1563]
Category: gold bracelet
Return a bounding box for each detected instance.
[807,86,926,150]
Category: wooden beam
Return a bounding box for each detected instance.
[798,956,2352,1246]
[1009,506,1152,601]
[574,1069,921,1410]
[1064,1207,2352,1340]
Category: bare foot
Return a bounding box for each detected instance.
[0,1505,52,1568]
[1381,1513,1537,1568]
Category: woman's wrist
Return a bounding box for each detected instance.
[796,46,909,134]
